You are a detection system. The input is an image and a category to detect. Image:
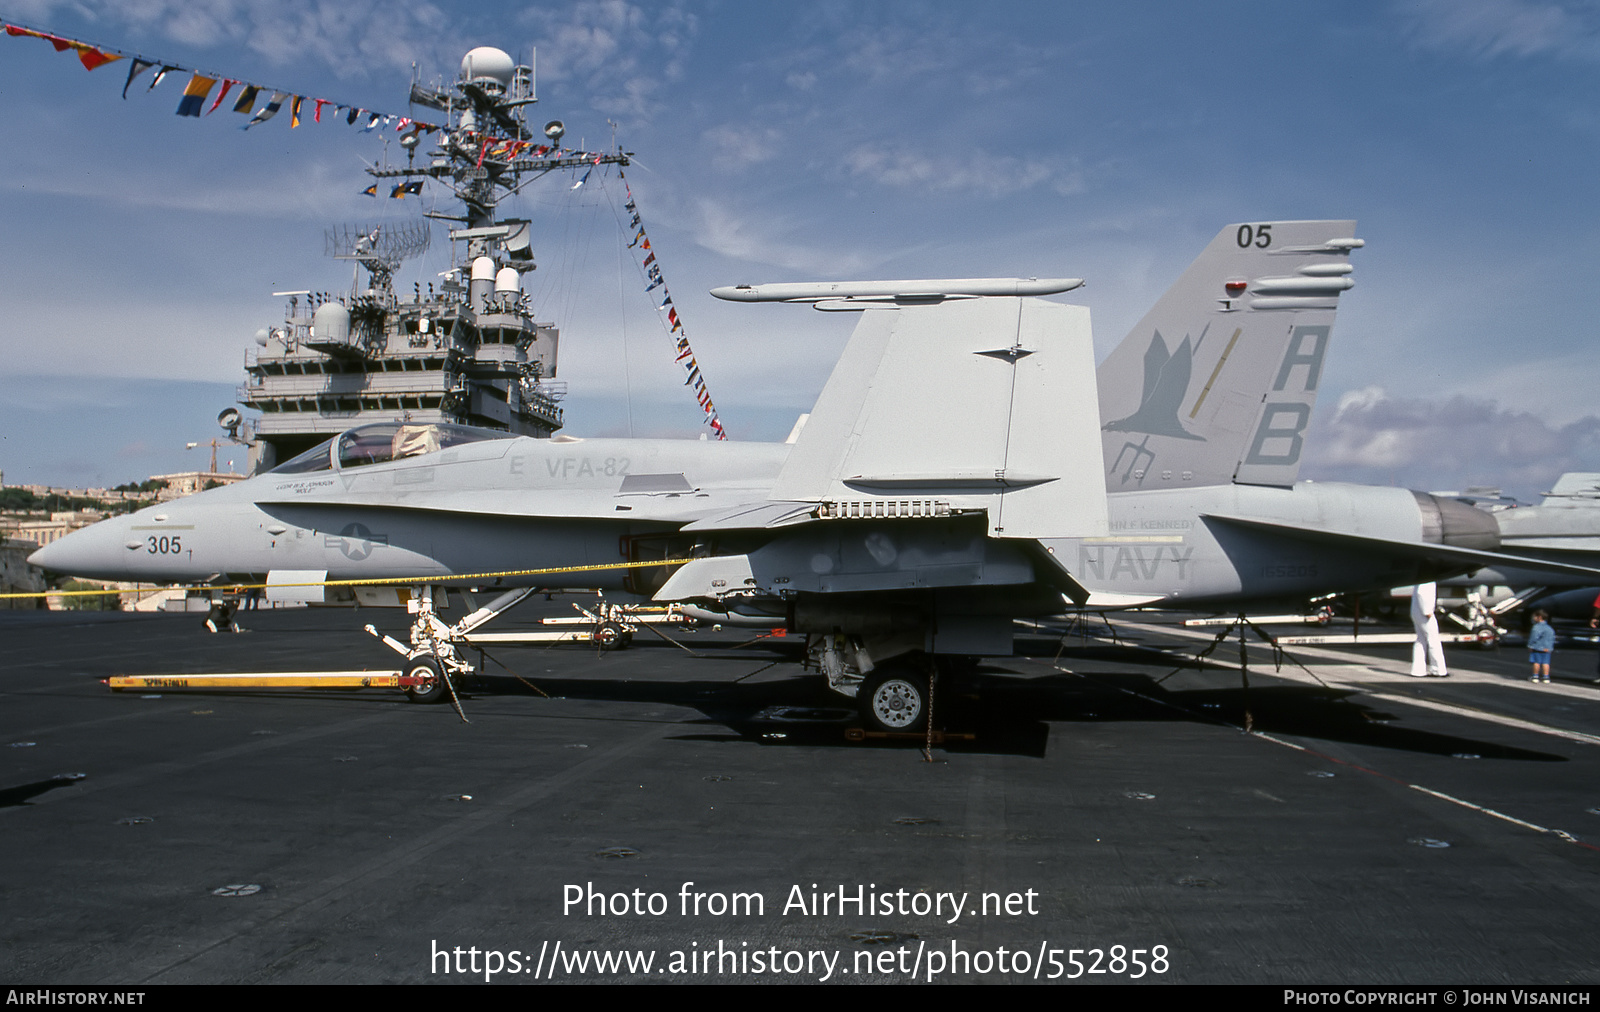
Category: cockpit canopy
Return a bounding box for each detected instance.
[269,422,514,475]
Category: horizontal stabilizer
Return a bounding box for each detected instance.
[1203,514,1600,581]
[1542,473,1600,504]
[1018,540,1092,605]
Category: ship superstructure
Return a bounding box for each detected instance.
[238,46,628,472]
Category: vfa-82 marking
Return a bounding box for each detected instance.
[34,224,1600,732]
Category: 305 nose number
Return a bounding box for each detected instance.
[147,535,183,555]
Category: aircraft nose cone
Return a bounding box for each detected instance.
[27,520,134,579]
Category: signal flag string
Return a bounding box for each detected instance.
[1,19,615,178]
[617,169,727,440]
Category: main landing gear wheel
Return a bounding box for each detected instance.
[593,621,628,652]
[859,667,929,734]
[404,655,449,704]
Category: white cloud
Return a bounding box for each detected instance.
[843,144,1082,198]
[701,124,780,169]
[1399,0,1600,61]
[516,1,698,122]
[1305,385,1600,499]
[691,198,878,276]
[0,157,374,219]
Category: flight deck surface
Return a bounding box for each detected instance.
[3,603,1598,984]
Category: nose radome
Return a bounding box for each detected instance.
[26,518,136,580]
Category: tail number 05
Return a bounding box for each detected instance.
[1236,224,1272,248]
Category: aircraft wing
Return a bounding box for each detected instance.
[1203,514,1600,581]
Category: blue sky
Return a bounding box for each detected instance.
[0,0,1597,501]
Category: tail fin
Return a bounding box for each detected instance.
[771,296,1108,540]
[1097,220,1360,490]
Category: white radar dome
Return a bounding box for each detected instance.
[311,301,350,344]
[471,256,497,283]
[495,267,520,294]
[461,47,514,90]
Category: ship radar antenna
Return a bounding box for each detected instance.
[326,220,432,297]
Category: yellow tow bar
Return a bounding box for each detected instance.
[106,671,406,691]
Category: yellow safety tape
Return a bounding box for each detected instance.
[0,557,689,600]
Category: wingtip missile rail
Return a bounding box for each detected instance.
[708,277,1085,305]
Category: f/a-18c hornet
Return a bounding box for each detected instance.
[33,221,1596,731]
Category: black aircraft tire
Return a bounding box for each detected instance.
[859,667,929,734]
[405,656,449,704]
[594,621,627,652]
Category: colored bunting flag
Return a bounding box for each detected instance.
[7,22,443,140]
[290,96,302,127]
[73,45,119,71]
[243,91,286,129]
[205,80,235,114]
[362,184,378,196]
[122,58,153,98]
[232,85,259,114]
[175,74,216,117]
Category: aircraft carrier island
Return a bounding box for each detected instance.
[236,45,623,474]
[238,220,565,473]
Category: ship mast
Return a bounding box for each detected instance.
[238,46,629,474]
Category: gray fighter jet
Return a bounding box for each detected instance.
[32,221,1594,730]
[1431,474,1600,626]
[31,274,1110,728]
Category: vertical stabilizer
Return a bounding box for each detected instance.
[772,297,1108,541]
[1097,220,1360,490]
